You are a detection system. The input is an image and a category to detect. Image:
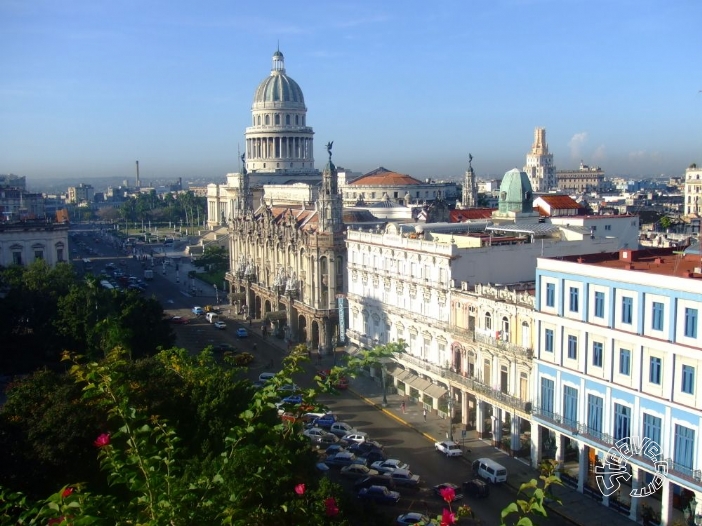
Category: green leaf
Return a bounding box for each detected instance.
[501,502,519,519]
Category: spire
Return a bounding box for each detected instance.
[318,141,342,233]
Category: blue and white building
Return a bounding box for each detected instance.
[532,247,702,525]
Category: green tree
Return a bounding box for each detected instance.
[193,245,229,272]
[500,460,563,526]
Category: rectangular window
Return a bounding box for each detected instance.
[619,349,631,376]
[57,248,64,262]
[540,378,554,418]
[649,357,662,385]
[622,297,633,324]
[682,365,695,394]
[614,403,631,440]
[674,424,695,473]
[605,225,612,231]
[587,394,603,437]
[544,329,554,353]
[563,386,578,428]
[545,283,555,308]
[569,287,579,313]
[684,308,698,338]
[567,335,577,360]
[594,292,605,318]
[13,252,22,265]
[652,302,664,331]
[592,342,603,367]
[642,413,662,450]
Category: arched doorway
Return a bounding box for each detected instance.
[255,296,261,319]
[311,320,320,349]
[264,299,272,316]
[298,315,308,345]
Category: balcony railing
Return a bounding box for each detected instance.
[397,353,532,414]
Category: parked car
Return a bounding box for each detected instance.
[236,328,248,338]
[329,422,356,438]
[371,459,409,474]
[258,372,275,383]
[349,441,385,454]
[358,485,401,505]
[324,444,346,457]
[472,458,508,484]
[277,383,300,393]
[388,469,420,488]
[435,441,462,457]
[213,321,227,330]
[324,452,364,468]
[312,433,340,447]
[312,414,337,429]
[192,306,204,315]
[340,464,379,479]
[303,427,328,439]
[358,449,387,465]
[462,478,490,498]
[354,474,397,491]
[433,482,464,501]
[396,512,431,525]
[170,316,189,325]
[214,343,236,353]
[341,432,368,445]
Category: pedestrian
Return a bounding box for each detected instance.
[253,343,257,352]
[423,408,427,421]
[248,318,252,327]
[401,401,406,414]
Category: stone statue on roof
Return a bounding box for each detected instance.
[326,141,333,160]
[468,153,473,169]
[241,153,247,175]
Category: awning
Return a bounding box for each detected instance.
[229,292,247,301]
[265,310,288,321]
[425,384,448,399]
[410,377,433,392]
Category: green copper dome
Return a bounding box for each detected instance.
[498,168,534,214]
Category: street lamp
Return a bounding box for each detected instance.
[381,363,388,407]
[214,284,219,304]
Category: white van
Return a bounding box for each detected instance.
[472,458,508,483]
[205,312,219,323]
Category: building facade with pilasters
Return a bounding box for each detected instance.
[532,248,702,525]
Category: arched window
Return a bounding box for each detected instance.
[286,115,290,125]
[265,115,270,125]
[485,312,492,331]
[275,114,280,125]
[295,115,299,125]
[257,115,261,125]
[501,316,510,341]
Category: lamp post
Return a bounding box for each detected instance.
[213,284,219,304]
[381,362,388,407]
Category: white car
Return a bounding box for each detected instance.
[342,432,368,444]
[340,464,378,479]
[213,321,226,330]
[435,440,462,457]
[258,372,275,383]
[371,459,409,474]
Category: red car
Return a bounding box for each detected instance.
[170,316,190,325]
[318,369,349,389]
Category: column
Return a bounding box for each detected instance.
[554,432,565,473]
[492,408,502,448]
[510,414,521,455]
[628,466,641,522]
[461,391,469,427]
[660,479,673,526]
[476,401,485,438]
[531,426,542,468]
[577,443,588,493]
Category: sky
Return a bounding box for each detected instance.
[1,0,701,184]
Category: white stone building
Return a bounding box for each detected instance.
[684,163,702,218]
[523,127,557,193]
[0,220,69,267]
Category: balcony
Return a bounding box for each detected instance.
[346,329,376,349]
[473,331,533,359]
[397,353,532,414]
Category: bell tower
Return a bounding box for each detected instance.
[318,141,343,233]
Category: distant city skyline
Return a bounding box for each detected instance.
[1,0,701,182]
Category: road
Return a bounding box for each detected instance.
[69,224,569,526]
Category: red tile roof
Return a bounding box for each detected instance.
[537,194,582,209]
[449,208,495,222]
[349,167,422,186]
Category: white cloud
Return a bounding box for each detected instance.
[568,132,588,160]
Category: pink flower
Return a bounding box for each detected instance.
[61,487,74,498]
[324,497,339,517]
[294,483,305,495]
[94,433,110,448]
[439,486,456,503]
[441,508,456,526]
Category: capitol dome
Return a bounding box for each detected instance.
[252,50,305,110]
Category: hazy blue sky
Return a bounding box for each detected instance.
[1,0,701,182]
